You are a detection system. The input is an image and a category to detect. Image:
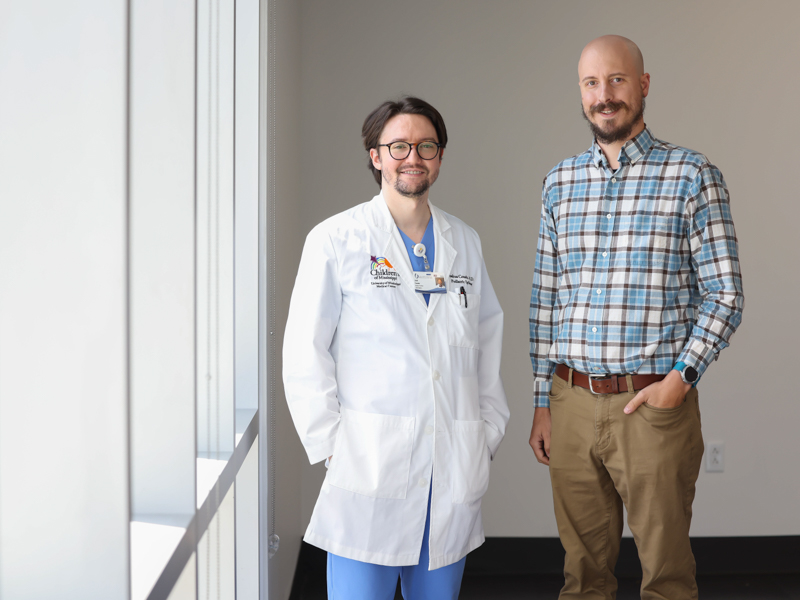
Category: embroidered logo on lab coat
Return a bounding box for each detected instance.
[370,255,401,288]
[370,256,394,271]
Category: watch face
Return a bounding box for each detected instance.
[685,366,699,383]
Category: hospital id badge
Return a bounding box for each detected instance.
[414,272,447,293]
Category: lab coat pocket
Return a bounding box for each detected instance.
[327,407,415,499]
[446,291,481,349]
[451,419,490,504]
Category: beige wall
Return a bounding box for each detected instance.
[277,0,800,561]
[269,0,306,598]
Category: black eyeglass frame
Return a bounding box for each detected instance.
[376,141,443,161]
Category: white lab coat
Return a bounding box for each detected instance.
[283,192,509,569]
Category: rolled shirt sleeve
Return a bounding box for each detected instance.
[530,184,559,408]
[678,164,744,377]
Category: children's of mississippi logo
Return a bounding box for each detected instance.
[370,255,400,288]
[370,255,394,272]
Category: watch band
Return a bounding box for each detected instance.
[673,361,698,385]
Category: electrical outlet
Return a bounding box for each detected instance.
[706,442,724,473]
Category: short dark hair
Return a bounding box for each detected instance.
[361,96,448,187]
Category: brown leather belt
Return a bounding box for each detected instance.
[555,364,666,395]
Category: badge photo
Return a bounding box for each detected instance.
[414,272,447,294]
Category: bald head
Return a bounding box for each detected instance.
[577,35,650,147]
[580,35,644,77]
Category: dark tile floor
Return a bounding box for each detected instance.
[293,571,800,599]
[290,539,800,599]
[459,573,800,599]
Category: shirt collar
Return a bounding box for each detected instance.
[591,126,656,168]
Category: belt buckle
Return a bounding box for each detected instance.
[587,373,609,395]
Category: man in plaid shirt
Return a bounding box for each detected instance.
[528,35,744,599]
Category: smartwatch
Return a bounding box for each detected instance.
[673,361,699,385]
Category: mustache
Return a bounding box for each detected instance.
[398,164,428,173]
[590,101,628,115]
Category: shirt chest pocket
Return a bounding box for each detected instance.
[446,291,481,349]
[631,217,679,254]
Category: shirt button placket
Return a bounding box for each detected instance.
[590,173,618,363]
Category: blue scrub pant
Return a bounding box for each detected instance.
[326,492,466,600]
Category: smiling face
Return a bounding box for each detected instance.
[369,113,442,199]
[578,36,650,145]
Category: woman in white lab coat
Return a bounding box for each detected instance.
[283,97,509,599]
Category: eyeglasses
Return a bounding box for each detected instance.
[377,141,442,161]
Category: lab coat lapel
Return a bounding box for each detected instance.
[427,202,456,316]
[382,229,424,306]
[369,194,427,310]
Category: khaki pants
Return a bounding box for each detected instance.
[548,370,704,600]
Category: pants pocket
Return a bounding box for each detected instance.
[327,408,415,499]
[548,372,568,401]
[451,419,490,504]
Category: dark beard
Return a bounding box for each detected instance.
[582,97,645,144]
[394,178,430,198]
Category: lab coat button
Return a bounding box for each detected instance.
[418,478,428,488]
[428,317,435,327]
[432,370,440,381]
[425,425,434,435]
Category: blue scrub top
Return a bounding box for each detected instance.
[398,217,435,306]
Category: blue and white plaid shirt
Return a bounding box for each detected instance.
[530,127,744,408]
